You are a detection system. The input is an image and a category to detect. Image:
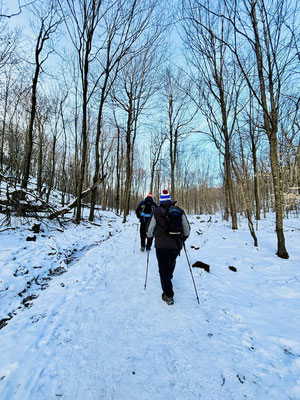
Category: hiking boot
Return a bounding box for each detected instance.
[162,293,174,305]
[146,247,151,252]
[140,247,145,252]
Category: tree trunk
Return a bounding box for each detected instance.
[223,175,229,221]
[76,98,88,223]
[36,119,44,195]
[22,65,39,189]
[115,126,121,214]
[46,135,56,203]
[122,104,133,223]
[89,78,108,221]
[224,143,238,229]
[60,109,68,206]
[0,93,8,171]
[269,136,289,258]
[251,133,261,220]
[150,163,155,194]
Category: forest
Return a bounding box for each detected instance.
[0,0,299,259]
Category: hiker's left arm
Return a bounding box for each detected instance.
[182,213,191,238]
[146,214,156,238]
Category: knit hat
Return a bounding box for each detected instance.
[146,193,152,198]
[159,189,171,203]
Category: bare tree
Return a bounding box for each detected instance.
[0,65,20,172]
[88,0,166,220]
[2,69,31,181]
[35,97,51,194]
[181,1,244,229]
[181,0,299,257]
[161,67,197,199]
[89,0,158,220]
[244,0,291,257]
[44,92,68,203]
[149,128,166,194]
[21,0,61,189]
[0,19,21,172]
[247,93,262,220]
[232,128,258,246]
[112,45,161,223]
[58,0,103,222]
[231,0,296,257]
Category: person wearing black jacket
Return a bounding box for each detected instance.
[135,193,157,252]
[146,189,190,305]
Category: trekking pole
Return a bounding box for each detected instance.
[183,242,200,304]
[133,223,139,253]
[144,250,150,290]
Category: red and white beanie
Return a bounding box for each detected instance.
[159,189,171,203]
[146,192,152,198]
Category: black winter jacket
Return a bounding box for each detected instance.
[146,201,190,250]
[135,197,157,223]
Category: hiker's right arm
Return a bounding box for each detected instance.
[136,202,142,218]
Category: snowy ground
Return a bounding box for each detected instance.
[0,211,299,400]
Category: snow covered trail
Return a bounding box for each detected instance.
[1,215,299,400]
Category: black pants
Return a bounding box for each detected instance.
[140,221,153,249]
[156,248,180,298]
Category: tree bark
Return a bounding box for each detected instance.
[21,58,40,189]
[269,136,289,258]
[36,119,43,195]
[224,147,238,229]
[122,98,133,223]
[250,130,261,220]
[46,134,56,203]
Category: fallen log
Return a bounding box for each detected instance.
[48,175,106,220]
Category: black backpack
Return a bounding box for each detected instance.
[140,198,154,219]
[165,206,184,237]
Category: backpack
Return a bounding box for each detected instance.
[140,199,154,219]
[165,206,184,237]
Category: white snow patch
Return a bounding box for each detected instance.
[0,211,299,400]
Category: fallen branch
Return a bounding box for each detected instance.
[0,183,57,222]
[0,227,16,233]
[48,175,107,220]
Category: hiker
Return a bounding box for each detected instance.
[136,193,157,252]
[146,189,190,305]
